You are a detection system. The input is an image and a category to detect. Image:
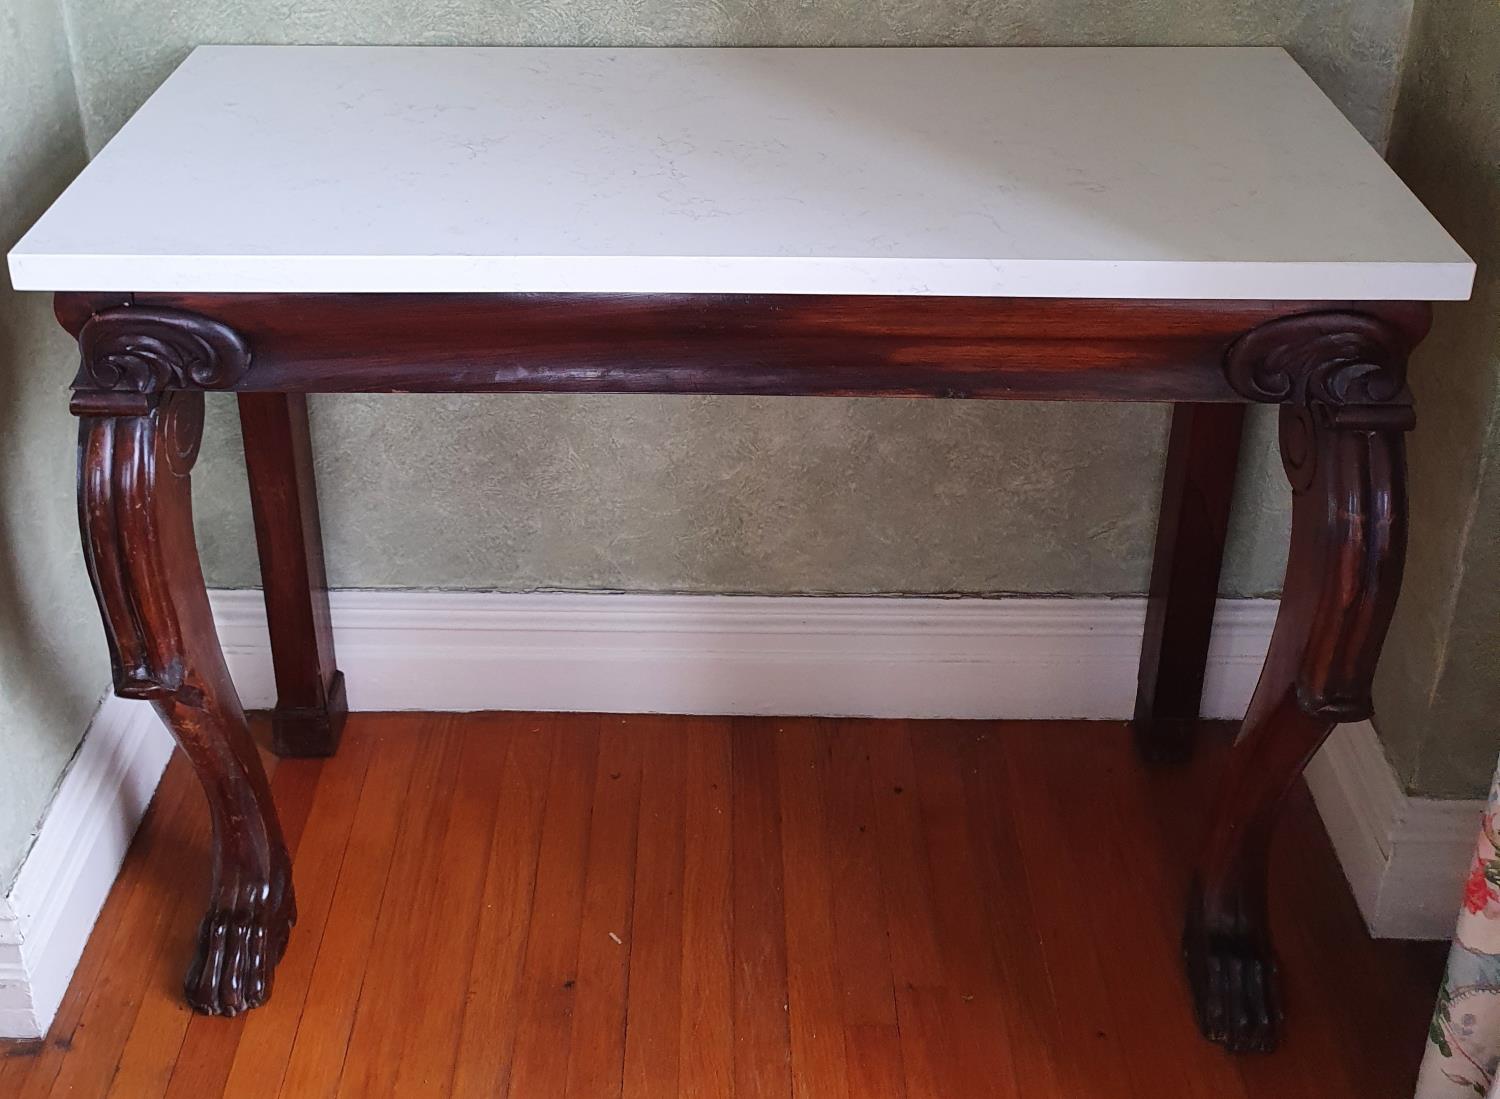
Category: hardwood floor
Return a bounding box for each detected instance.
[0,714,1443,1097]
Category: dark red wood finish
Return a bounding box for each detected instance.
[73,387,295,1017]
[57,290,1432,1054]
[1133,403,1248,762]
[1185,311,1416,1052]
[59,292,1430,401]
[238,393,347,757]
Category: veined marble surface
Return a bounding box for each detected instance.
[7,45,1475,299]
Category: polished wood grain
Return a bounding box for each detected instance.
[73,388,294,1019]
[1188,311,1415,1052]
[1133,402,1247,762]
[56,293,1431,402]
[238,392,346,758]
[0,714,1442,1098]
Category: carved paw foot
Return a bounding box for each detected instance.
[1176,881,1284,1049]
[1183,882,1282,1053]
[184,863,296,1016]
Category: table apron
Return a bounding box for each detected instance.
[56,292,1432,402]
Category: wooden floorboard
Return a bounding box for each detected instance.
[677,719,735,1098]
[503,718,600,1099]
[447,722,552,1099]
[730,719,794,1099]
[0,713,1444,1098]
[563,721,643,1099]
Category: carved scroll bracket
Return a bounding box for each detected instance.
[1222,310,1411,409]
[1222,310,1416,730]
[1223,310,1415,493]
[75,305,251,395]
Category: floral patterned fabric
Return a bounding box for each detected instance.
[1419,769,1500,1097]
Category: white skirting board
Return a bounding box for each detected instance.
[1305,720,1481,940]
[210,591,1279,720]
[1,591,1479,1038]
[0,696,173,1039]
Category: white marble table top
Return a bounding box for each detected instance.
[8,45,1474,300]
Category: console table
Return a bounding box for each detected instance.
[8,45,1473,1054]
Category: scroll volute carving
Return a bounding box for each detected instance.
[1223,309,1415,491]
[1222,310,1411,409]
[72,303,246,694]
[75,306,251,394]
[1224,311,1414,723]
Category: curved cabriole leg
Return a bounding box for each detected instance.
[1185,326,1413,1051]
[76,388,295,1016]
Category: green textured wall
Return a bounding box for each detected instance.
[188,396,1294,596]
[1374,0,1500,800]
[52,0,1423,600]
[0,0,107,887]
[61,3,1415,154]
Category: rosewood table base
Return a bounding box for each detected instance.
[57,291,1426,1050]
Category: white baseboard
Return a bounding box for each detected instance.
[2,590,1473,1038]
[0,696,173,1038]
[1305,720,1482,940]
[211,590,1278,720]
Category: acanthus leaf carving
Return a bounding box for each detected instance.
[76,306,251,395]
[1222,311,1409,408]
